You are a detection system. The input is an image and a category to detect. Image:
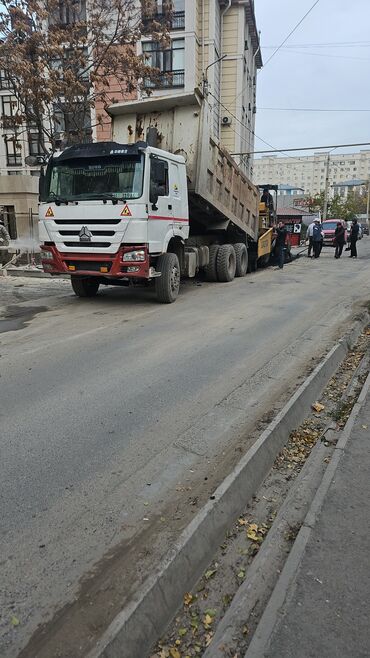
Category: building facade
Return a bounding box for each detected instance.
[253,150,370,198]
[124,0,262,178]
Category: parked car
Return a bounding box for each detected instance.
[362,224,369,236]
[322,220,347,247]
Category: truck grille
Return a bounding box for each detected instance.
[55,219,121,225]
[63,242,111,248]
[59,230,115,236]
[65,261,112,272]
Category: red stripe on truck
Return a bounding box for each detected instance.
[148,215,188,222]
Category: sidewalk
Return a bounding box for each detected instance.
[246,375,370,658]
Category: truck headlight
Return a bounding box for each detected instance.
[42,250,54,260]
[122,250,146,262]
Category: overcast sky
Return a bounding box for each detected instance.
[253,0,370,157]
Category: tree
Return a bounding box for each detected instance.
[0,0,167,151]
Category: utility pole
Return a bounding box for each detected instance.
[322,153,330,221]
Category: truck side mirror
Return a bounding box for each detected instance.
[150,182,159,206]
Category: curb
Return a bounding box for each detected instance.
[245,366,370,658]
[88,312,369,658]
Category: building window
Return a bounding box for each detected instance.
[28,131,45,156]
[2,95,15,117]
[5,137,22,166]
[0,70,11,90]
[143,0,185,30]
[143,38,185,88]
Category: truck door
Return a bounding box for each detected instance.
[148,156,173,252]
[169,162,186,233]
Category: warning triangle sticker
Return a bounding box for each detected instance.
[121,204,132,217]
[45,207,54,218]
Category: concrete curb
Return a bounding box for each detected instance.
[202,439,330,658]
[245,366,370,658]
[88,311,369,658]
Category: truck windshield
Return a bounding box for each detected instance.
[44,155,144,201]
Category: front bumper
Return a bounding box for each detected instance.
[41,244,150,279]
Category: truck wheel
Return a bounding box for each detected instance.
[216,244,236,282]
[155,252,180,303]
[204,245,219,281]
[71,276,99,297]
[234,243,248,277]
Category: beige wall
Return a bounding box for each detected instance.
[0,175,39,241]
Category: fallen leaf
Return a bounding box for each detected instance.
[183,592,193,606]
[237,518,248,526]
[362,425,368,429]
[237,570,245,579]
[203,613,213,627]
[312,402,325,412]
[205,569,217,580]
[204,608,217,617]
[169,649,181,658]
[178,628,187,637]
[11,616,20,627]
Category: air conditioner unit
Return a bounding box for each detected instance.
[222,115,232,126]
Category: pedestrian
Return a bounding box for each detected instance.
[334,221,345,259]
[306,220,316,257]
[274,221,287,269]
[312,219,323,258]
[261,188,274,214]
[349,218,359,258]
[0,217,10,267]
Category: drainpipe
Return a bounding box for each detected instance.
[219,0,232,137]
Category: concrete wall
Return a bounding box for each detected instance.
[0,175,39,242]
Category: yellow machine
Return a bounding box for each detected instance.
[257,185,278,261]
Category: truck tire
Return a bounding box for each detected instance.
[204,245,219,281]
[234,243,248,277]
[155,252,180,303]
[216,244,236,282]
[71,276,100,297]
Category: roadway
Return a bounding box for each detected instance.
[1,241,370,657]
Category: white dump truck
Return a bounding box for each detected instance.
[38,91,274,302]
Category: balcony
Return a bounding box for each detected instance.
[142,10,185,31]
[143,69,185,89]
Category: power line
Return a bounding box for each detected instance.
[262,0,321,68]
[271,48,370,61]
[262,40,370,49]
[207,91,298,160]
[231,142,370,157]
[258,107,370,112]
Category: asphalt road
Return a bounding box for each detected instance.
[1,242,370,657]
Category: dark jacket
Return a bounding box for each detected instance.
[351,223,359,241]
[334,225,345,245]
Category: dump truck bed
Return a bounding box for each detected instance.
[109,91,259,241]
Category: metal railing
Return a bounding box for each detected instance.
[142,10,185,30]
[143,69,185,89]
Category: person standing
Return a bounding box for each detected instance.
[334,221,345,259]
[0,217,10,267]
[306,220,316,257]
[275,221,287,269]
[312,219,323,258]
[349,218,359,258]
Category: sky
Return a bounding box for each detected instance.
[253,0,370,157]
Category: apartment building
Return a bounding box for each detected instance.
[253,150,370,198]
[129,0,262,178]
